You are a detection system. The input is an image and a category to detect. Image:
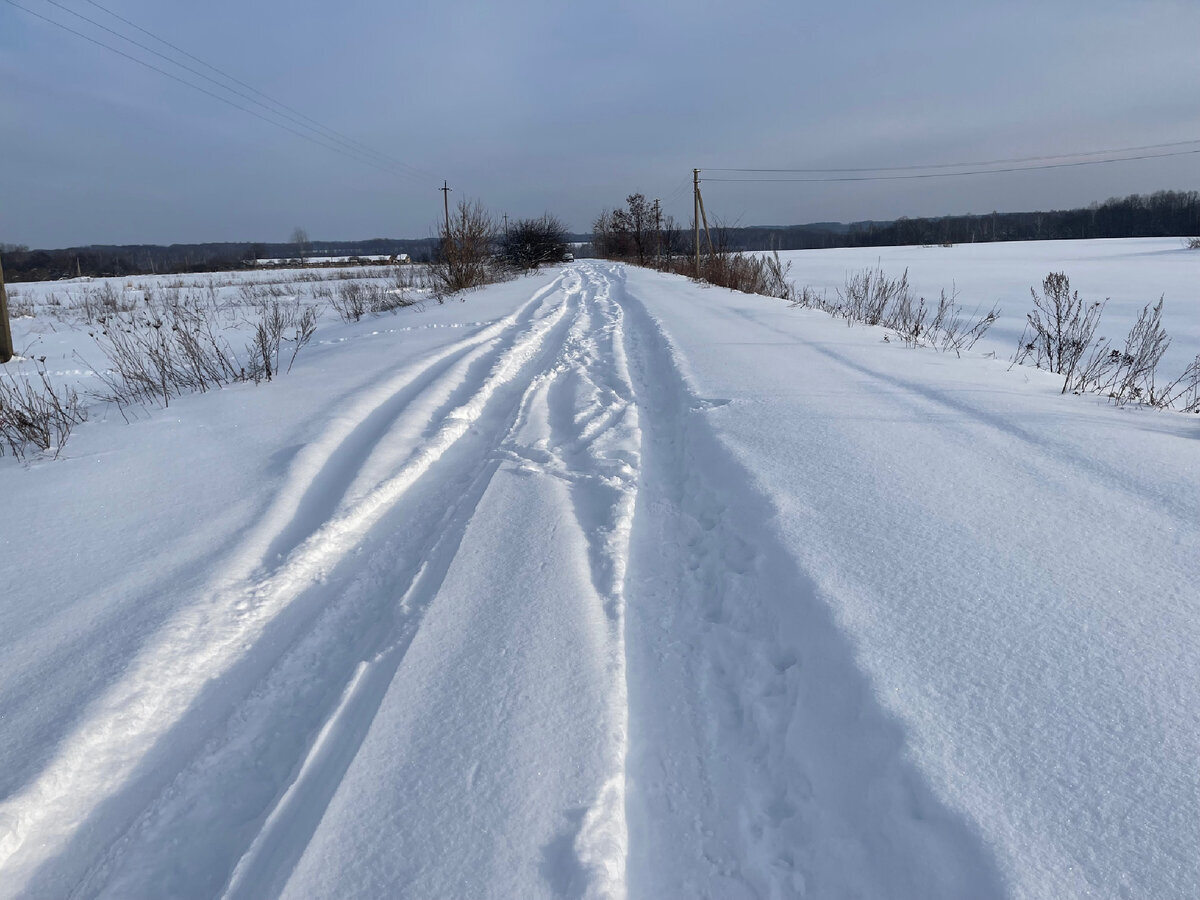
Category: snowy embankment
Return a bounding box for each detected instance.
[1,243,1198,898]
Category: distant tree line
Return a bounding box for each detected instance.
[709,190,1200,252]
[6,189,1197,282]
[0,237,444,283]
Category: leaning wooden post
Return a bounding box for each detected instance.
[0,252,14,364]
[693,169,701,279]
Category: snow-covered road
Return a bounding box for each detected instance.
[2,258,1198,898]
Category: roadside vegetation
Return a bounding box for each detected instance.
[592,192,1198,414]
[1013,272,1200,411]
[431,200,568,297]
[1,201,576,461]
[591,193,998,354]
[0,262,432,459]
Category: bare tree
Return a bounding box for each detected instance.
[592,194,656,265]
[290,227,310,264]
[430,199,500,298]
[498,214,568,271]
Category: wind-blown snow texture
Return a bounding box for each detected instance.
[1,244,1198,899]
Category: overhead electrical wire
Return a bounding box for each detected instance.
[704,138,1200,175]
[661,176,693,204]
[702,146,1200,184]
[5,0,436,184]
[36,0,425,179]
[75,0,434,180]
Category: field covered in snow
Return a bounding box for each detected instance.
[775,237,1200,376]
[1,239,1198,898]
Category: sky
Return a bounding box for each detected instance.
[2,0,1200,248]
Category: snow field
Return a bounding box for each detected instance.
[624,261,1199,898]
[1,240,1198,898]
[773,237,1200,378]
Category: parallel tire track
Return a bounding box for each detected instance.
[1,275,580,898]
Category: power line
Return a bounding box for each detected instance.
[705,138,1200,175]
[6,0,432,183]
[662,176,692,205]
[38,0,424,179]
[702,146,1200,184]
[74,0,436,181]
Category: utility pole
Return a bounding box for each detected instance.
[697,184,714,258]
[0,250,13,364]
[440,181,454,264]
[502,213,509,235]
[440,181,452,240]
[694,169,700,279]
[653,198,661,269]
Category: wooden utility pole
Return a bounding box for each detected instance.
[653,198,661,268]
[441,181,453,262]
[502,213,509,235]
[697,186,714,257]
[440,181,452,239]
[0,251,13,364]
[693,169,701,279]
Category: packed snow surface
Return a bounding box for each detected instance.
[1,241,1198,898]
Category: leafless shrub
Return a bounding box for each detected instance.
[928,289,999,356]
[332,281,368,322]
[89,299,318,407]
[759,251,793,302]
[884,287,927,346]
[1013,272,1106,393]
[1066,297,1181,406]
[7,287,35,319]
[663,245,795,302]
[788,285,835,312]
[287,305,318,374]
[330,280,415,323]
[1104,298,1172,404]
[0,365,88,459]
[429,199,507,299]
[1184,237,1200,249]
[840,268,911,326]
[691,257,995,354]
[1164,355,1200,412]
[392,264,426,293]
[1013,276,1198,411]
[374,288,416,314]
[238,283,292,308]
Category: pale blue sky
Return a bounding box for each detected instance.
[3,0,1199,247]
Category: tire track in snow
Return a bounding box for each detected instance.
[0,275,577,897]
[496,263,641,897]
[212,274,603,899]
[0,295,557,808]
